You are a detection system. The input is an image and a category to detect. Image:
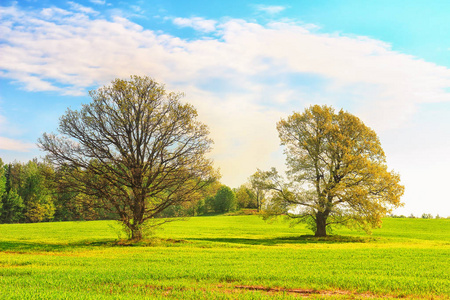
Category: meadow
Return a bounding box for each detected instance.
[0,215,449,299]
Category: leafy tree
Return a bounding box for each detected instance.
[421,213,433,219]
[158,178,221,217]
[1,189,24,223]
[204,196,216,214]
[262,105,404,236]
[213,185,236,213]
[195,198,207,215]
[0,162,25,223]
[19,160,55,222]
[198,180,222,215]
[249,170,269,212]
[39,76,217,241]
[235,184,257,209]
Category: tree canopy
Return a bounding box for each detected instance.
[262,105,404,236]
[212,185,236,213]
[38,76,217,240]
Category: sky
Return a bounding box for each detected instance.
[1,0,450,217]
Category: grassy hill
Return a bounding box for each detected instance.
[0,215,449,299]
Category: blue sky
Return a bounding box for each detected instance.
[1,0,450,217]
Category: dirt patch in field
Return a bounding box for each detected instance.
[234,285,379,298]
[233,287,449,299]
[132,283,441,299]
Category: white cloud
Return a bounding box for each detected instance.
[173,17,217,32]
[0,137,35,152]
[254,5,286,14]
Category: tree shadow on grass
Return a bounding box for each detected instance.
[0,240,119,253]
[0,236,375,252]
[187,235,375,246]
[0,238,190,253]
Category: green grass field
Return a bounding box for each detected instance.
[0,215,449,299]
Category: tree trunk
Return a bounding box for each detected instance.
[130,226,143,241]
[129,194,145,241]
[315,212,328,237]
[128,217,144,241]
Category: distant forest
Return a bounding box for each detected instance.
[0,158,260,224]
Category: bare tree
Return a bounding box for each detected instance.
[39,76,217,240]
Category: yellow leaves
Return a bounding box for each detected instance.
[275,105,404,234]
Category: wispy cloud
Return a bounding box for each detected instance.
[130,5,144,14]
[254,5,286,14]
[89,0,106,5]
[0,137,35,152]
[172,17,217,32]
[68,1,99,15]
[1,3,450,186]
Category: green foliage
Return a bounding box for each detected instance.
[234,185,257,209]
[421,213,434,219]
[195,198,207,215]
[0,156,220,223]
[52,192,110,221]
[0,159,5,212]
[0,158,102,224]
[1,161,26,223]
[204,196,216,213]
[16,160,55,222]
[1,189,24,223]
[212,185,236,213]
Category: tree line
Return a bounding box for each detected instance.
[0,158,110,223]
[0,157,267,224]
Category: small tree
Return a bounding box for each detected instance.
[193,180,222,215]
[39,76,217,240]
[213,185,236,213]
[235,184,257,209]
[421,213,433,219]
[262,105,404,236]
[249,170,269,212]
